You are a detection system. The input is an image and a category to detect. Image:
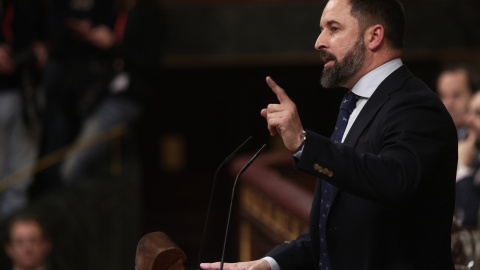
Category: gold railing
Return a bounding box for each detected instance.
[230,150,315,261]
[0,123,128,193]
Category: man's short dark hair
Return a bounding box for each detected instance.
[3,213,49,244]
[348,0,406,50]
[439,63,480,94]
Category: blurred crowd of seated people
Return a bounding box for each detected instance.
[1,1,163,268]
[436,63,480,268]
[1,0,164,221]
[436,64,480,228]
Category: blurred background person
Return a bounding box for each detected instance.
[455,90,480,228]
[20,1,165,269]
[436,64,480,229]
[30,0,120,198]
[0,0,47,220]
[452,89,480,268]
[3,213,52,270]
[60,0,164,183]
[437,64,480,141]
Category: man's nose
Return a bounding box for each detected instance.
[315,31,327,51]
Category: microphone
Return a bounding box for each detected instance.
[220,144,267,270]
[197,136,253,269]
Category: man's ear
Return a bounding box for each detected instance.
[366,24,384,51]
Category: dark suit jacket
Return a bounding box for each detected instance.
[267,66,457,270]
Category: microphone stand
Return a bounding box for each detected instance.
[197,136,253,269]
[219,144,266,270]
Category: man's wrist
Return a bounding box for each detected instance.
[290,130,306,153]
[263,256,280,270]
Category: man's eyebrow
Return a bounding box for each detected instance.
[320,19,341,30]
[326,20,340,27]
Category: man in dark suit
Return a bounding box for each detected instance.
[200,0,457,269]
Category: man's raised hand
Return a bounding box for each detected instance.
[260,76,304,152]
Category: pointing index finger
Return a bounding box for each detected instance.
[266,76,291,104]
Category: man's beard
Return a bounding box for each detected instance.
[320,36,366,89]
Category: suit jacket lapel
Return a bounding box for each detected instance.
[344,65,413,146]
[329,65,413,202]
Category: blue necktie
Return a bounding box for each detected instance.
[319,91,358,270]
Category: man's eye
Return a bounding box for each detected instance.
[331,27,339,33]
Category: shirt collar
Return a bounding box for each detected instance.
[351,58,403,99]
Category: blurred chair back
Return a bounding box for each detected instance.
[135,232,186,270]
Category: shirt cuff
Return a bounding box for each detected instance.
[293,142,305,160]
[263,256,281,270]
[457,164,474,182]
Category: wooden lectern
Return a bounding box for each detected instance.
[135,232,187,270]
